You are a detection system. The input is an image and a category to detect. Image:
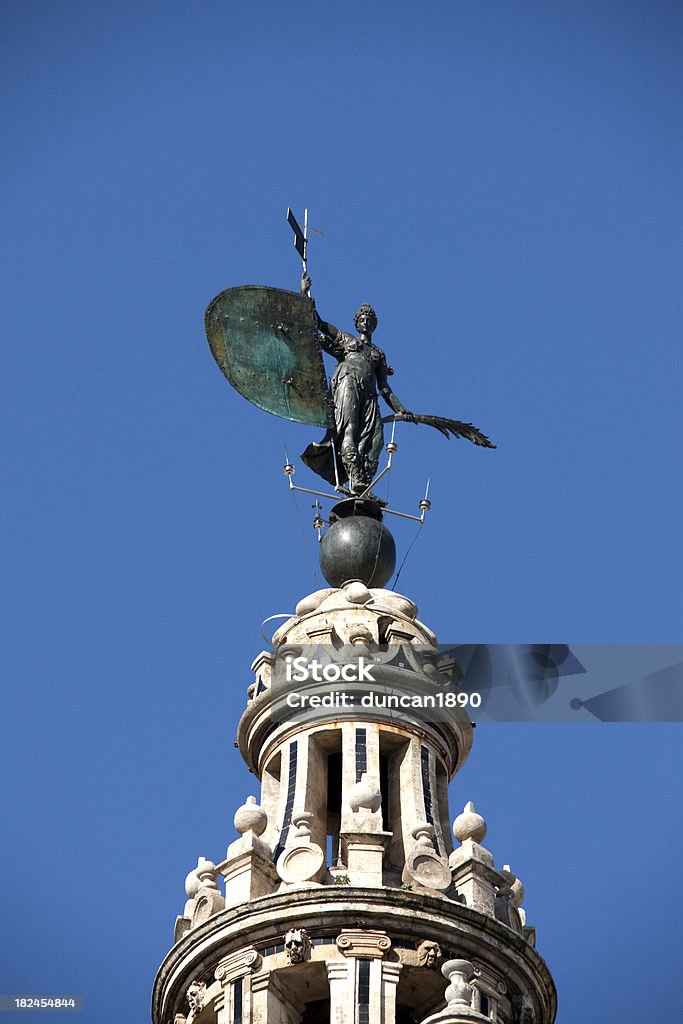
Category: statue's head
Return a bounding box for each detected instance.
[354,304,378,335]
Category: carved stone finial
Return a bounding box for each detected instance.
[348,772,382,813]
[442,959,475,1008]
[185,866,201,900]
[183,857,213,920]
[412,821,435,846]
[234,795,268,837]
[284,927,310,963]
[196,859,219,890]
[292,809,314,837]
[495,866,523,932]
[417,940,442,969]
[509,870,525,908]
[402,821,451,892]
[190,859,225,928]
[453,801,487,844]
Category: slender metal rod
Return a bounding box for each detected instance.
[383,507,425,523]
[357,455,393,500]
[289,481,347,502]
[287,478,425,522]
[303,207,308,275]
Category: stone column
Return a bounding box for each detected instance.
[334,930,393,1023]
[397,738,424,853]
[381,962,403,1023]
[250,969,304,1024]
[278,731,328,854]
[326,959,353,1024]
[214,948,262,1024]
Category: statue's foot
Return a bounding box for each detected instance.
[349,486,387,507]
[349,472,367,494]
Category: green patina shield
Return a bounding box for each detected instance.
[204,285,333,428]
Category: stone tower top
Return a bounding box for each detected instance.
[152,575,556,1024]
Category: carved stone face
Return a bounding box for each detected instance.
[284,927,309,964]
[417,940,442,969]
[187,982,204,1015]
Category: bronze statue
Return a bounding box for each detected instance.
[300,273,494,494]
[300,275,413,492]
[204,217,494,496]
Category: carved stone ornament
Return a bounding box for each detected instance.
[214,947,261,983]
[515,996,535,1024]
[453,801,487,845]
[418,958,490,1024]
[336,929,391,958]
[234,795,268,837]
[495,867,522,932]
[444,960,474,1006]
[417,939,442,969]
[284,927,311,963]
[402,822,451,892]
[186,981,206,1018]
[190,860,225,928]
[276,810,325,885]
[348,772,382,813]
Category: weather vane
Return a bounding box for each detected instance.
[204,208,494,536]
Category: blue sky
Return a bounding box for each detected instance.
[1,2,681,1022]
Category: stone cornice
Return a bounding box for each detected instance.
[151,887,556,1024]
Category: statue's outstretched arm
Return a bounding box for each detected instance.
[376,352,495,447]
[376,362,416,420]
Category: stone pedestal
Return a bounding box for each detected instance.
[449,839,500,915]
[341,830,391,886]
[221,833,279,908]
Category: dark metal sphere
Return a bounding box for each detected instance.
[319,513,396,588]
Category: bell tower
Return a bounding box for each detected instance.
[151,499,557,1024]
